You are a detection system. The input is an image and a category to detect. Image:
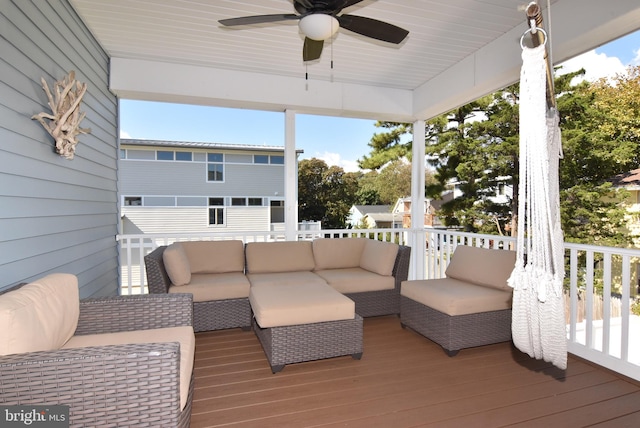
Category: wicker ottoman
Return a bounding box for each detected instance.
[253,315,363,373]
[250,282,363,373]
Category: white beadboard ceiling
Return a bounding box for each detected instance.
[69,0,640,120]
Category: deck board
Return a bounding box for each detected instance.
[191,315,640,427]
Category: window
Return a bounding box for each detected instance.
[124,196,142,206]
[270,200,285,223]
[175,151,192,161]
[248,198,263,206]
[120,149,126,159]
[208,197,225,225]
[270,155,284,165]
[157,150,174,160]
[231,197,246,206]
[254,155,268,164]
[207,153,224,181]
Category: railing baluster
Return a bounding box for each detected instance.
[602,253,612,356]
[622,254,631,362]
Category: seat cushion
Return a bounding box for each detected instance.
[0,273,79,355]
[247,271,327,288]
[168,273,250,302]
[312,238,367,270]
[181,240,245,274]
[245,241,315,273]
[445,246,516,291]
[315,268,395,294]
[249,282,355,328]
[163,242,191,286]
[62,326,195,411]
[359,240,399,276]
[401,278,512,316]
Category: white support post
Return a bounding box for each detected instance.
[410,120,426,280]
[284,110,298,241]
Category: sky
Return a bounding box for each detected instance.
[119,30,640,173]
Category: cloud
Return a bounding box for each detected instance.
[314,151,361,172]
[557,50,627,84]
[120,130,132,138]
[633,47,640,66]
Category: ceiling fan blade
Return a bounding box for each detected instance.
[337,14,409,44]
[303,37,324,61]
[219,14,299,27]
[342,0,366,8]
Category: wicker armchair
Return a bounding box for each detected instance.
[0,283,195,428]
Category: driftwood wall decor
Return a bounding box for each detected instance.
[31,70,91,160]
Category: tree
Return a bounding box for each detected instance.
[298,158,358,228]
[554,67,639,246]
[358,66,640,245]
[354,171,381,205]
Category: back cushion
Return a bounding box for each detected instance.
[246,241,315,273]
[359,240,399,276]
[0,273,80,355]
[445,245,516,291]
[313,238,367,270]
[163,242,192,286]
[181,240,245,274]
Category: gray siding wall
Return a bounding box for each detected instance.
[121,206,270,234]
[1,1,118,297]
[119,158,285,196]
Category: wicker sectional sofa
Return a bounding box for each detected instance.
[145,238,411,333]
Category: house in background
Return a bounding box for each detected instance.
[361,211,402,229]
[120,139,301,234]
[348,205,393,228]
[392,192,454,228]
[611,168,640,248]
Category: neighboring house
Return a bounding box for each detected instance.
[361,211,402,229]
[392,192,454,228]
[348,205,393,228]
[119,139,301,234]
[611,168,640,248]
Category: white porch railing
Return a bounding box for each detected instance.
[116,228,640,381]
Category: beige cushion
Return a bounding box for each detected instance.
[162,243,191,286]
[312,238,367,270]
[445,246,516,291]
[401,278,512,316]
[315,268,395,294]
[63,326,195,411]
[168,273,250,302]
[249,282,354,328]
[245,241,315,274]
[247,271,327,288]
[0,273,79,356]
[181,240,245,274]
[359,240,399,276]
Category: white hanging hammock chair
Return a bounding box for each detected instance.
[508,38,567,370]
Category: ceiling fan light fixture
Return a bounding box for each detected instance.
[299,14,339,41]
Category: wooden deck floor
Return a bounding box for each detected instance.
[191,316,640,427]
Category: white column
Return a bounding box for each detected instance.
[410,120,426,280]
[284,110,298,241]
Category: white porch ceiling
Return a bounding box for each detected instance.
[70,0,640,121]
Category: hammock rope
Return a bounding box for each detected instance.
[508,41,567,370]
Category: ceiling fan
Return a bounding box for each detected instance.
[218,0,409,62]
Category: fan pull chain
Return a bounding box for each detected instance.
[331,35,334,69]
